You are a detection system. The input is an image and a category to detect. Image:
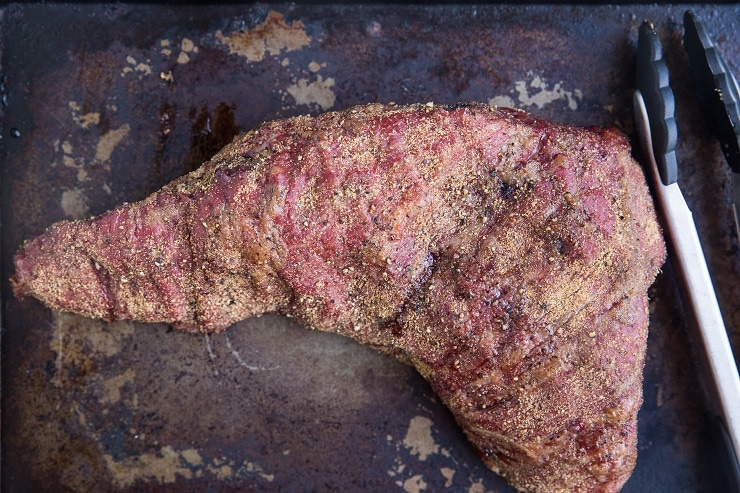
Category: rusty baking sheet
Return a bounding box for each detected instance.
[1,3,739,492]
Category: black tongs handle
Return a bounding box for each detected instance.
[636,21,679,185]
[684,10,740,173]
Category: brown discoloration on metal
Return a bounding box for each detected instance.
[1,4,738,492]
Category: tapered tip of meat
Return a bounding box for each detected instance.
[12,221,113,321]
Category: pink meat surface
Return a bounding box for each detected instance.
[12,102,665,492]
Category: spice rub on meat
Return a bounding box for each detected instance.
[12,102,665,493]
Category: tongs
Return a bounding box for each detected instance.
[634,11,740,489]
[684,12,740,236]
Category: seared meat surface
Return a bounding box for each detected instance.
[13,102,665,492]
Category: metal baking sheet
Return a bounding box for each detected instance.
[1,3,738,491]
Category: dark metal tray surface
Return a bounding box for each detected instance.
[1,3,739,492]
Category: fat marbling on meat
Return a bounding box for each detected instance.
[12,102,666,492]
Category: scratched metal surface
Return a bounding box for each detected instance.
[1,3,739,492]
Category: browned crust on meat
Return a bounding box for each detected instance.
[12,102,665,492]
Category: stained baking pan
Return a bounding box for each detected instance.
[1,3,739,492]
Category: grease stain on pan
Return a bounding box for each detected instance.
[440,466,456,487]
[489,70,583,111]
[386,414,493,492]
[402,474,427,493]
[119,9,337,112]
[60,187,90,219]
[58,143,89,183]
[403,416,440,461]
[69,100,101,129]
[103,445,196,487]
[121,55,153,78]
[215,11,311,63]
[55,105,130,216]
[386,415,462,492]
[121,35,199,82]
[98,368,136,405]
[95,124,131,164]
[286,74,336,111]
[103,446,275,487]
[468,479,489,493]
[213,10,336,111]
[160,39,173,56]
[56,99,130,210]
[50,312,137,381]
[177,37,199,65]
[50,313,277,487]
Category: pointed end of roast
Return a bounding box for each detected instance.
[10,222,113,321]
[11,245,33,300]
